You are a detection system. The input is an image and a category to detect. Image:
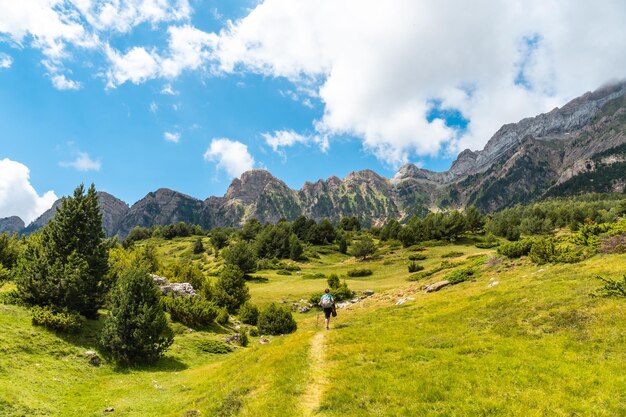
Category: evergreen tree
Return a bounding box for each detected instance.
[16,184,109,318]
[350,235,376,260]
[222,241,258,275]
[210,228,229,251]
[214,265,251,313]
[337,234,348,254]
[100,267,173,365]
[192,237,204,254]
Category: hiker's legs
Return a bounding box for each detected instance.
[325,317,330,329]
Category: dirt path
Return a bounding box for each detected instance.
[301,330,328,416]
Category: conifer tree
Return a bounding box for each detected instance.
[16,184,109,318]
[214,265,250,313]
[100,267,173,365]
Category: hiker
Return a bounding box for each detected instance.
[319,288,336,330]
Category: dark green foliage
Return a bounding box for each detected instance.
[211,229,230,250]
[216,307,230,325]
[161,222,204,240]
[346,268,372,277]
[592,275,626,298]
[379,219,401,241]
[255,222,301,260]
[475,233,499,249]
[332,281,354,301]
[31,306,83,333]
[139,244,160,273]
[164,261,205,291]
[337,234,348,254]
[464,206,485,232]
[441,251,463,258]
[257,303,297,335]
[445,268,476,285]
[327,274,340,289]
[339,216,361,232]
[100,267,173,365]
[192,237,204,254]
[288,234,304,260]
[408,253,427,261]
[349,235,376,260]
[214,265,251,313]
[239,302,259,325]
[276,270,292,275]
[239,332,249,347]
[307,219,336,244]
[15,184,109,319]
[197,339,232,354]
[408,262,424,273]
[163,296,218,327]
[498,239,534,258]
[125,226,152,244]
[222,241,258,275]
[528,237,557,265]
[0,232,20,270]
[241,219,262,241]
[249,327,259,337]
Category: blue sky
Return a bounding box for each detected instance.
[0,0,624,223]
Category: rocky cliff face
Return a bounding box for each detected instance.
[0,216,25,234]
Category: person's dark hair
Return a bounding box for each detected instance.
[324,288,330,293]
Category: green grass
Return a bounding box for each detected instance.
[2,239,626,416]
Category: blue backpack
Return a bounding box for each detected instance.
[320,294,333,308]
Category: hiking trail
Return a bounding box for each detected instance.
[301,329,328,416]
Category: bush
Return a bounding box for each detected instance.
[349,235,376,260]
[239,332,249,347]
[216,307,230,326]
[163,296,218,327]
[408,262,424,273]
[529,237,557,265]
[31,306,83,333]
[214,265,251,313]
[445,268,476,285]
[100,267,173,365]
[332,281,354,301]
[0,289,22,305]
[408,253,427,261]
[346,268,373,277]
[249,327,259,337]
[407,269,440,281]
[276,270,292,275]
[592,275,626,298]
[327,274,340,289]
[257,303,297,335]
[197,339,232,354]
[497,239,534,258]
[441,251,464,258]
[239,302,259,325]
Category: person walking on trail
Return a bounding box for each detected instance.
[319,288,335,330]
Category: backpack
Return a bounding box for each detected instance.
[320,294,333,308]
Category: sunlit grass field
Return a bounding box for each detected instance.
[1,237,625,416]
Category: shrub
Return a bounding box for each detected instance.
[332,281,354,301]
[216,307,230,326]
[408,262,424,273]
[249,327,259,337]
[239,302,259,325]
[529,237,557,265]
[327,274,340,289]
[475,233,499,249]
[197,339,232,354]
[257,303,297,335]
[408,253,426,261]
[497,239,534,258]
[407,269,440,281]
[239,332,249,347]
[349,235,376,260]
[276,270,292,275]
[592,275,626,298]
[445,268,476,285]
[31,306,83,333]
[441,251,464,258]
[346,268,373,277]
[163,296,218,327]
[0,289,22,305]
[214,265,251,313]
[100,267,173,365]
[192,237,204,254]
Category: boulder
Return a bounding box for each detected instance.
[150,274,168,286]
[259,338,270,345]
[159,282,197,297]
[425,280,450,293]
[487,281,500,288]
[84,350,101,366]
[362,289,375,297]
[104,407,115,413]
[298,306,311,313]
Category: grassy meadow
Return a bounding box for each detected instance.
[1,235,626,416]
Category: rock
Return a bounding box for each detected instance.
[487,281,500,288]
[187,328,194,333]
[154,384,163,389]
[159,282,197,297]
[259,338,270,345]
[84,350,101,366]
[0,216,25,233]
[425,280,451,293]
[335,301,351,309]
[362,289,375,297]
[396,297,415,305]
[224,334,241,344]
[104,407,115,413]
[298,306,311,313]
[150,274,168,286]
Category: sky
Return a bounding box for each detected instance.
[0,0,625,224]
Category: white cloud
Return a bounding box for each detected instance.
[104,45,160,88]
[59,151,102,171]
[0,158,57,224]
[204,138,255,178]
[211,0,626,166]
[160,83,178,95]
[262,130,328,155]
[51,74,82,90]
[0,53,12,69]
[164,131,180,143]
[149,101,158,112]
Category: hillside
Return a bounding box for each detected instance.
[1,234,626,416]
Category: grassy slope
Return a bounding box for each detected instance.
[1,240,626,416]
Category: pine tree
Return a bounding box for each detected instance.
[16,184,109,318]
[350,235,376,260]
[192,237,204,254]
[222,241,257,274]
[100,267,173,365]
[214,265,250,313]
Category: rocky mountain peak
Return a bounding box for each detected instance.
[0,216,25,234]
[225,169,289,204]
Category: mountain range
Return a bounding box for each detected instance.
[2,81,624,237]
